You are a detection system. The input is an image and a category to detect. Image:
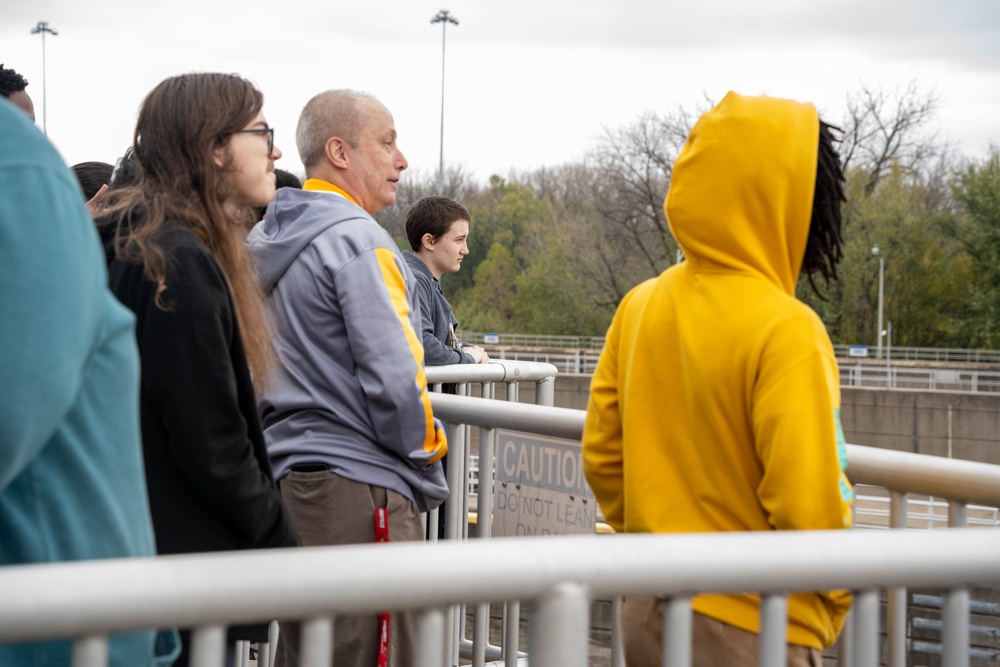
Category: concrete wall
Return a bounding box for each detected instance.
[520,375,1000,466]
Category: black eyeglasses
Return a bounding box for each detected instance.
[233,127,274,154]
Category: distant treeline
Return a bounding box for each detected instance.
[375,83,1000,348]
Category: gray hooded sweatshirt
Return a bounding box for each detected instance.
[248,185,448,511]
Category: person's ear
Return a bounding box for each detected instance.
[325,137,349,169]
[212,144,228,169]
[421,233,436,252]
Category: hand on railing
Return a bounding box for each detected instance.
[462,344,490,364]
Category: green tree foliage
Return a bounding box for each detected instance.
[949,148,1000,346]
[585,110,691,290]
[450,175,552,304]
[795,83,974,349]
[375,165,482,249]
[377,85,1000,347]
[804,166,972,347]
[513,242,616,336]
[452,243,519,332]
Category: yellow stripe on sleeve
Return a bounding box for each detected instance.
[374,248,447,462]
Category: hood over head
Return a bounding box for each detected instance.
[248,187,365,293]
[665,91,818,295]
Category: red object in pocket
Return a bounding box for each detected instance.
[375,507,390,667]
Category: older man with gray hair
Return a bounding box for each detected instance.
[248,90,448,667]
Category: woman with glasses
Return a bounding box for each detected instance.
[99,72,300,665]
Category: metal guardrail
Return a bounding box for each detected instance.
[424,359,558,407]
[464,350,1000,393]
[833,345,1000,365]
[6,375,1000,667]
[481,348,603,375]
[429,393,1000,508]
[841,363,1000,392]
[2,528,999,667]
[459,330,607,350]
[458,331,1000,365]
[429,392,1000,667]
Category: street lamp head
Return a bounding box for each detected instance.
[431,10,459,26]
[871,244,880,256]
[31,21,58,36]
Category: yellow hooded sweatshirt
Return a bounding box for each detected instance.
[582,92,853,649]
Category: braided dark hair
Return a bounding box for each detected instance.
[801,120,845,299]
[0,64,29,98]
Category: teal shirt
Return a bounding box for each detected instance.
[0,100,172,665]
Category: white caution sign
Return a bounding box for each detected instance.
[492,430,596,537]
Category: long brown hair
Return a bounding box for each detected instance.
[103,72,274,386]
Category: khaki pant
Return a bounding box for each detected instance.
[276,471,425,667]
[620,597,823,667]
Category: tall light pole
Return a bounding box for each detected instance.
[431,9,458,196]
[882,320,894,388]
[872,244,885,360]
[30,21,58,137]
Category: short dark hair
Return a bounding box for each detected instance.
[251,168,303,224]
[404,196,470,251]
[71,162,113,201]
[109,147,140,190]
[801,120,846,299]
[0,64,28,98]
[274,168,302,190]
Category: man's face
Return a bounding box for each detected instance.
[426,218,470,277]
[8,91,35,122]
[346,101,408,215]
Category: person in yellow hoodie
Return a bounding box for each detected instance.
[582,91,854,667]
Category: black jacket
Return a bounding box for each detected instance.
[103,221,299,561]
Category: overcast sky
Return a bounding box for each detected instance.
[4,0,999,183]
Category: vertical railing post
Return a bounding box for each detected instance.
[852,589,879,667]
[610,597,626,667]
[444,420,466,542]
[887,491,907,667]
[190,625,226,667]
[529,583,589,667]
[472,415,497,667]
[414,608,446,667]
[505,600,521,667]
[472,602,489,667]
[443,418,464,667]
[299,616,333,667]
[950,500,967,529]
[662,596,692,667]
[535,377,555,407]
[506,381,518,403]
[944,500,971,667]
[72,635,108,667]
[942,588,970,667]
[759,593,787,667]
[838,608,854,667]
[235,640,250,667]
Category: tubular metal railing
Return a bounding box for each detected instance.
[424,359,558,407]
[5,383,1000,666]
[3,528,1000,667]
[832,345,1000,365]
[429,392,1000,667]
[468,349,1000,392]
[840,362,1000,392]
[458,330,607,350]
[458,330,1000,366]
